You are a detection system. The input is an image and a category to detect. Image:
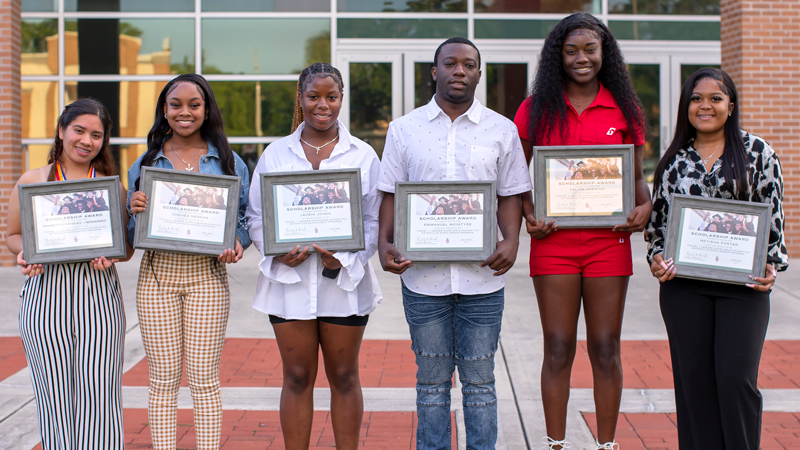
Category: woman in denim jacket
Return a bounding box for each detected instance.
[126,74,250,450]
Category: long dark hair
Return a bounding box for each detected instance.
[136,74,235,190]
[653,68,749,200]
[291,63,344,133]
[528,13,646,146]
[47,98,116,181]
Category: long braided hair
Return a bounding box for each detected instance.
[47,98,116,181]
[528,13,647,146]
[136,74,236,191]
[291,63,345,133]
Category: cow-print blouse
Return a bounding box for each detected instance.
[646,130,788,272]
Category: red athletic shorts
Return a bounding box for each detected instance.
[529,228,633,277]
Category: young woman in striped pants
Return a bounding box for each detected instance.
[5,98,134,449]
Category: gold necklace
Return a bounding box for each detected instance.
[567,94,596,109]
[170,141,204,171]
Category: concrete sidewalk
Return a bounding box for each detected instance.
[1,232,799,449]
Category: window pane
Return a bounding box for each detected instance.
[627,64,660,180]
[208,81,296,138]
[609,0,719,15]
[203,0,330,11]
[64,19,195,75]
[66,81,168,138]
[349,63,392,158]
[475,19,560,39]
[680,64,721,86]
[230,144,263,181]
[22,19,58,76]
[65,0,194,12]
[338,19,467,39]
[119,144,148,188]
[202,19,330,74]
[486,64,527,121]
[475,0,599,14]
[25,144,53,171]
[338,0,465,12]
[609,21,720,40]
[22,82,58,139]
[415,62,435,109]
[22,0,56,12]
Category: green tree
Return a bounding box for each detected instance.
[304,30,331,68]
[21,20,58,53]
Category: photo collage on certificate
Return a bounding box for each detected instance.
[545,157,624,216]
[32,189,113,253]
[273,181,353,243]
[147,181,229,245]
[407,193,484,251]
[676,207,760,272]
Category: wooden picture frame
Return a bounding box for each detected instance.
[19,176,127,264]
[663,194,772,285]
[533,145,635,227]
[394,181,496,263]
[259,168,365,256]
[133,167,241,256]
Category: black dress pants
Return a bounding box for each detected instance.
[659,277,770,450]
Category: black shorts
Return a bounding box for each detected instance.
[268,314,369,327]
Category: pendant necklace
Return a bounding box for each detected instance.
[170,141,204,171]
[300,134,339,154]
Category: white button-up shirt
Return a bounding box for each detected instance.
[246,121,383,319]
[378,97,532,296]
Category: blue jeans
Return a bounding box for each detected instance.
[402,283,505,450]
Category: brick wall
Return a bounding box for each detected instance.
[0,0,22,266]
[721,0,800,256]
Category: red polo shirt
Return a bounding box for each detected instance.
[513,83,645,146]
[515,83,642,277]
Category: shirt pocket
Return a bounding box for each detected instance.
[595,120,625,145]
[468,145,500,180]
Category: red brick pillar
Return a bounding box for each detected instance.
[721,0,800,256]
[0,0,22,266]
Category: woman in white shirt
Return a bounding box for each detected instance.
[245,62,382,450]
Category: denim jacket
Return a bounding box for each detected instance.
[126,139,252,250]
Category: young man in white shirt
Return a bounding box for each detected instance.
[377,37,532,450]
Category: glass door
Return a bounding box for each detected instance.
[337,52,402,157]
[623,53,671,180]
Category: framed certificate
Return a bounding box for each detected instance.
[259,168,364,256]
[394,181,496,263]
[133,167,241,256]
[533,145,635,227]
[664,194,771,285]
[19,176,127,264]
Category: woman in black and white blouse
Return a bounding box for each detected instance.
[646,68,787,450]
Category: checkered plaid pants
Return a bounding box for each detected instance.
[136,251,230,450]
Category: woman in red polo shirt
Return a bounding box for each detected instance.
[514,13,651,450]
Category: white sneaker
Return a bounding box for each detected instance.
[542,436,572,449]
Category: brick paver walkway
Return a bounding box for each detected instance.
[10,338,800,449]
[582,412,800,450]
[122,339,418,388]
[0,336,26,382]
[29,410,457,450]
[571,340,800,389]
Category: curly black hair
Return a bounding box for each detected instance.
[528,13,646,146]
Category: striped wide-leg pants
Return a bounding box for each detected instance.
[136,251,230,450]
[18,263,126,450]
